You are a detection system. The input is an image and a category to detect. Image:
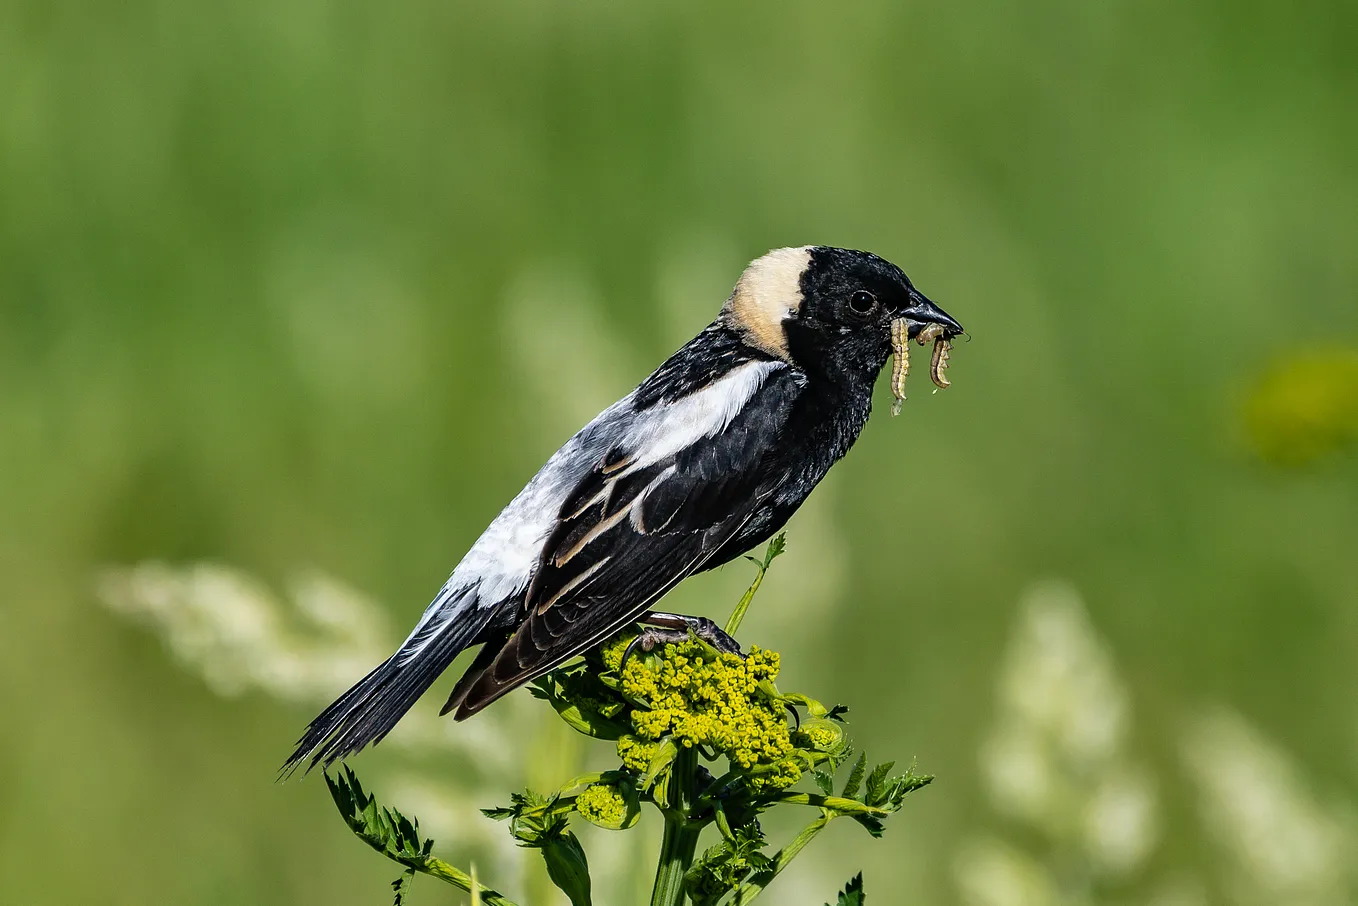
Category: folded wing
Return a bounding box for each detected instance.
[445,363,803,717]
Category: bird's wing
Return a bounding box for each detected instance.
[447,361,804,716]
[284,356,800,772]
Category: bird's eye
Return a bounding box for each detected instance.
[848,290,877,316]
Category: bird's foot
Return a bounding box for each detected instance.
[643,612,744,656]
[618,612,744,671]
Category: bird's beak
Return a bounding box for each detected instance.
[898,290,963,340]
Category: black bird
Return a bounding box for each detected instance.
[284,246,962,773]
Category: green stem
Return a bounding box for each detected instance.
[398,855,520,906]
[725,535,784,636]
[755,791,890,816]
[650,748,703,906]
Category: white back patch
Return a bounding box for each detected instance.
[621,360,783,471]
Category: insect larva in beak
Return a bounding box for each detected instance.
[912,323,953,390]
[914,323,944,347]
[890,318,909,416]
[930,336,951,389]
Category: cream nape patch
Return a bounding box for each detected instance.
[722,247,812,361]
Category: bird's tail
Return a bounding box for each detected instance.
[280,611,490,776]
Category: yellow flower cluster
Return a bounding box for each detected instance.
[616,735,659,773]
[574,783,627,827]
[793,722,841,751]
[604,636,801,790]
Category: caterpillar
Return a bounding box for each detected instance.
[890,317,909,416]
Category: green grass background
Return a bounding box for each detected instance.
[2,0,1356,903]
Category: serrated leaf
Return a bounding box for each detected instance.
[864,762,894,806]
[851,814,886,838]
[764,533,787,564]
[841,754,868,799]
[826,872,864,906]
[812,769,834,796]
[684,819,770,905]
[391,868,414,906]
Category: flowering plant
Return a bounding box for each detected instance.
[326,535,931,905]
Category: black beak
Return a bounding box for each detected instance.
[898,290,963,340]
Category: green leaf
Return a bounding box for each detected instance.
[642,738,680,791]
[812,769,834,796]
[826,873,864,906]
[864,762,894,806]
[529,672,631,740]
[841,754,868,800]
[539,832,593,906]
[324,767,522,906]
[763,532,787,565]
[391,868,414,906]
[725,534,788,635]
[685,820,771,905]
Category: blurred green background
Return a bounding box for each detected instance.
[3,0,1357,903]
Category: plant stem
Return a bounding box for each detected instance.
[403,855,520,906]
[725,543,777,636]
[650,748,703,906]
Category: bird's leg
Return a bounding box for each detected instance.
[642,612,744,656]
[618,612,745,671]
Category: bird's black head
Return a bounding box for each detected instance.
[721,246,962,382]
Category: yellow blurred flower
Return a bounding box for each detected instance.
[1243,347,1358,466]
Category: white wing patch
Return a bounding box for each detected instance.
[613,360,780,475]
[397,359,786,654]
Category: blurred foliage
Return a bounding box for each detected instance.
[2,0,1356,903]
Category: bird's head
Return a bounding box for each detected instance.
[722,246,963,385]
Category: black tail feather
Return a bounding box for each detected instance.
[280,620,481,777]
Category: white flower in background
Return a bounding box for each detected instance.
[959,582,1358,906]
[978,581,1157,874]
[959,581,1160,905]
[1083,764,1159,877]
[94,562,527,880]
[1182,709,1357,906]
[96,564,388,702]
[955,838,1060,906]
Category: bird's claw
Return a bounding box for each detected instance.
[617,612,745,673]
[644,612,744,657]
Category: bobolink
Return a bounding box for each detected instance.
[285,246,962,773]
